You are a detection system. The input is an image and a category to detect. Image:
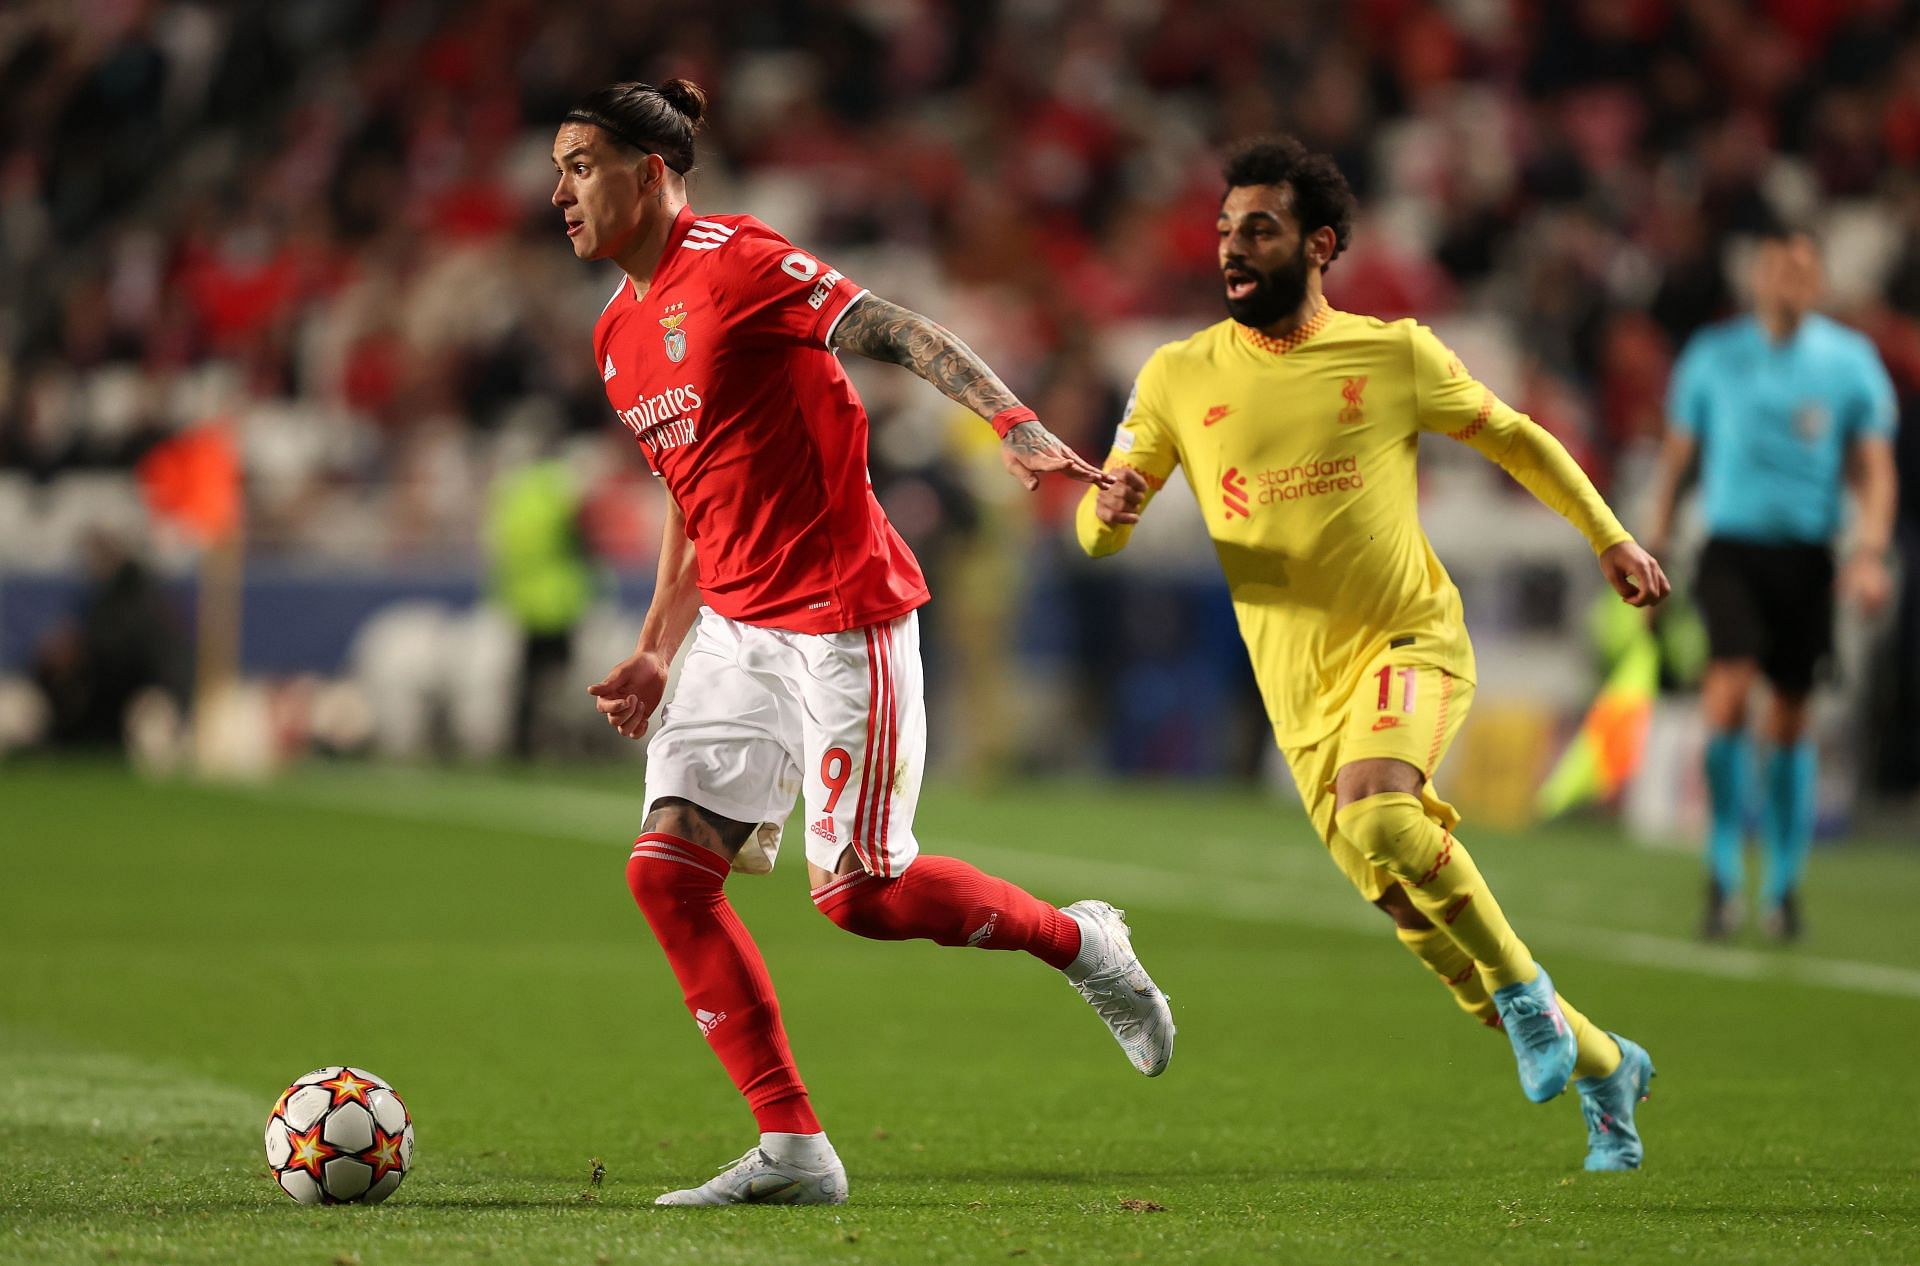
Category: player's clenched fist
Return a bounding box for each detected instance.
[1093,465,1151,526]
[1599,540,1671,609]
[587,650,671,740]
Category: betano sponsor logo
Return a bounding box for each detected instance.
[806,267,845,310]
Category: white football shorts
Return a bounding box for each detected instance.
[642,607,925,876]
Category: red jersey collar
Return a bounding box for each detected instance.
[662,203,699,257]
[624,206,702,303]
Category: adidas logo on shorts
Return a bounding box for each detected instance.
[809,817,837,844]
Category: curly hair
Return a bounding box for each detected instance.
[1221,136,1356,271]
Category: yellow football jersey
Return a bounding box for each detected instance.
[1076,302,1632,747]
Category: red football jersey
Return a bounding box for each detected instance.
[593,207,929,634]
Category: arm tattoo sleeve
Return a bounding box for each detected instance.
[830,294,1020,419]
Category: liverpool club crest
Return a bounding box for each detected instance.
[1338,375,1368,425]
[660,312,689,363]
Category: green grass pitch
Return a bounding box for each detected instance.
[4,761,1917,1264]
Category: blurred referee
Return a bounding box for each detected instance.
[1646,227,1898,943]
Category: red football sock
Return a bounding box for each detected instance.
[627,833,820,1136]
[812,855,1082,970]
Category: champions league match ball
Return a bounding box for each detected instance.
[264,1066,414,1204]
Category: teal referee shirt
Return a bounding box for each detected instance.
[1667,313,1896,545]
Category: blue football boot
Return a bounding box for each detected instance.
[1576,1034,1654,1172]
[1491,962,1577,1103]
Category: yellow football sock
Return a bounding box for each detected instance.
[1558,993,1622,1080]
[1335,793,1534,990]
[1396,923,1620,1077]
[1393,923,1499,1027]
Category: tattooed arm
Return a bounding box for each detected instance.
[831,293,1020,416]
[830,293,1110,491]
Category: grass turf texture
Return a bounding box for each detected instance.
[3,762,1917,1265]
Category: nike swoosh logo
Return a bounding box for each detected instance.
[743,1174,801,1202]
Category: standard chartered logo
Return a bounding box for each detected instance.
[1254,455,1364,504]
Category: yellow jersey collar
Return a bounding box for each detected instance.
[1238,300,1333,356]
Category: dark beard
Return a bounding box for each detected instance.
[1223,241,1311,328]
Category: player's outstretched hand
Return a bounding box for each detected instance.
[1093,465,1150,526]
[1600,540,1671,608]
[1001,420,1114,492]
[587,651,671,740]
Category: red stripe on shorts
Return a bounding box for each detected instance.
[854,626,881,872]
[861,625,893,873]
[885,622,903,873]
[874,622,895,875]
[1426,670,1454,778]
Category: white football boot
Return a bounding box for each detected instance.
[654,1141,848,1206]
[1061,900,1175,1076]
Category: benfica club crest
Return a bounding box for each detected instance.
[660,312,689,363]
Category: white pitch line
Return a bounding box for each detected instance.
[229,769,1920,1004]
[0,1026,261,1132]
[951,842,1920,1003]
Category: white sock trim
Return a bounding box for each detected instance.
[1062,905,1102,980]
[760,1131,836,1169]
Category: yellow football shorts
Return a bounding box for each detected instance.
[1280,649,1476,903]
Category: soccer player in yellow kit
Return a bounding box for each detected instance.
[1077,137,1673,1171]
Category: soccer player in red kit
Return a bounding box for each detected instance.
[553,79,1176,1206]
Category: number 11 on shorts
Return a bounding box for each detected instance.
[1375,664,1417,713]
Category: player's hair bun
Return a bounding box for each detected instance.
[564,79,704,173]
[658,79,708,130]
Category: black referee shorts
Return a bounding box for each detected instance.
[1695,536,1834,695]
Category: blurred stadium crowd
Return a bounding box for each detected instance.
[1,0,1917,798]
